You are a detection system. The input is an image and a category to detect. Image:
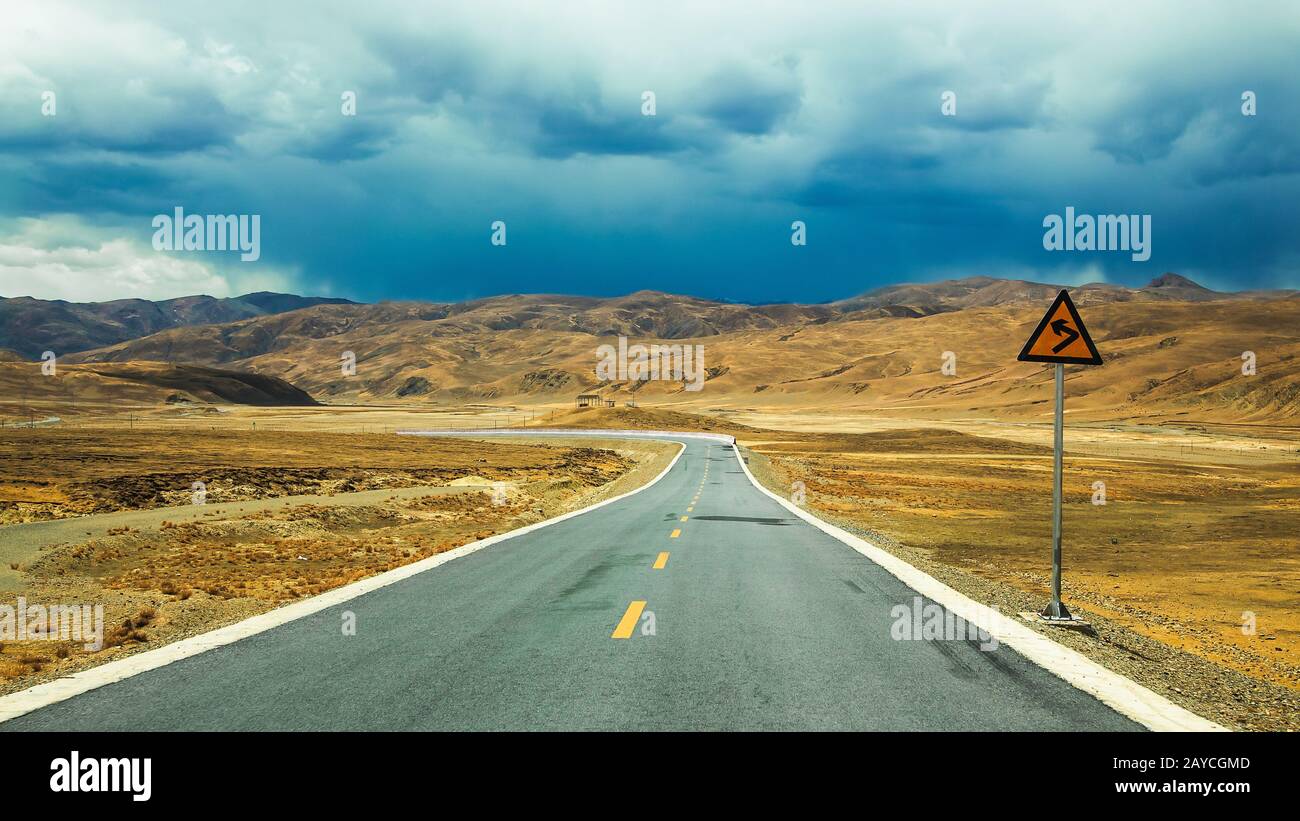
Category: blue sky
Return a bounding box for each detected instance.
[1,0,1297,304]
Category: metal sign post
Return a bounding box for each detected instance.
[1045,362,1071,619]
[1016,290,1101,623]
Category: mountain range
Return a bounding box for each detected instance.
[0,272,1279,420]
[3,274,1283,358]
[0,291,354,360]
[2,274,1296,423]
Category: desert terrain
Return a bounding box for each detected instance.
[34,276,1296,427]
[1,275,1296,728]
[0,414,677,692]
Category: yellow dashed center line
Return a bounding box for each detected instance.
[611,600,647,639]
[611,463,717,639]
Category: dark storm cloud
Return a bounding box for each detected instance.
[0,88,245,156]
[363,32,803,160]
[791,146,946,208]
[18,160,176,212]
[0,0,1297,303]
[533,102,690,157]
[692,62,803,136]
[288,116,398,163]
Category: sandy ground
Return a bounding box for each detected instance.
[0,422,636,524]
[721,410,1300,466]
[0,418,677,693]
[3,401,1296,730]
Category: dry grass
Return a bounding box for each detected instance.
[749,428,1300,692]
[18,293,1294,425]
[85,498,509,602]
[0,431,665,692]
[0,425,633,522]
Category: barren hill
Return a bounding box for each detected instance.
[834,273,1287,314]
[0,291,355,360]
[0,361,318,411]
[49,276,1300,423]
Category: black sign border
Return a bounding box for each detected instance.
[1017,289,1103,365]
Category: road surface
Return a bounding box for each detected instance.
[1,433,1140,730]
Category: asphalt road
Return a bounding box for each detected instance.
[1,434,1140,730]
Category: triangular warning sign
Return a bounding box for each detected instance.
[1017,290,1102,365]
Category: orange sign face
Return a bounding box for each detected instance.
[1017,290,1102,365]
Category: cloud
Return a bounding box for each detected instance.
[0,215,294,302]
[692,60,804,136]
[16,160,175,213]
[0,0,1296,303]
[0,4,250,156]
[531,97,690,158]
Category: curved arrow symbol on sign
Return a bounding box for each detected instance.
[1049,319,1079,353]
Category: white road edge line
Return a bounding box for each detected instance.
[396,429,1226,731]
[729,439,1227,732]
[0,433,686,725]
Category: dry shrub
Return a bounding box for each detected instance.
[104,607,157,648]
[19,654,49,671]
